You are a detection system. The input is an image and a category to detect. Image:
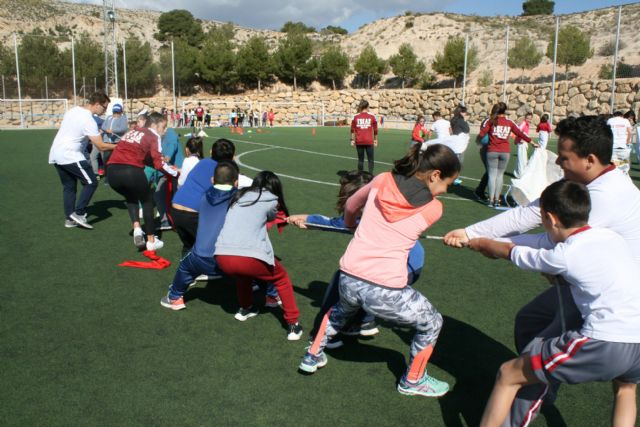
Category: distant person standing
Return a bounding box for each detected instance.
[607,111,633,174]
[350,100,378,174]
[194,102,205,131]
[536,114,552,149]
[262,111,268,127]
[513,112,532,179]
[427,111,451,139]
[48,92,115,229]
[99,103,128,184]
[267,109,275,127]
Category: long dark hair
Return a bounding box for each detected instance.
[230,171,289,216]
[336,171,373,214]
[393,143,461,179]
[489,102,507,126]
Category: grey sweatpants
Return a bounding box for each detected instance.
[487,152,510,202]
[309,273,442,367]
[504,285,582,427]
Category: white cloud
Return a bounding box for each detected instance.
[66,0,452,31]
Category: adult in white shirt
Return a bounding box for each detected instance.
[444,116,640,426]
[607,111,633,174]
[48,92,115,229]
[428,111,452,140]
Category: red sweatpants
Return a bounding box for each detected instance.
[215,255,300,324]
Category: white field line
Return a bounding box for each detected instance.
[231,136,484,183]
[236,146,473,202]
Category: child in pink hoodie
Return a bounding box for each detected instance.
[299,143,461,398]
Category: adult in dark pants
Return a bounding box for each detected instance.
[350,100,378,174]
[171,138,236,257]
[48,91,115,229]
[107,112,179,251]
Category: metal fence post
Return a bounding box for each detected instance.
[503,26,510,103]
[72,36,77,106]
[610,5,622,112]
[462,34,469,105]
[13,34,24,128]
[123,40,128,102]
[171,40,177,114]
[549,17,559,126]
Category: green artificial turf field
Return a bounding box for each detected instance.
[1,126,639,426]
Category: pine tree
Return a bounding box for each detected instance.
[354,45,387,89]
[389,43,426,89]
[318,45,350,90]
[508,36,543,82]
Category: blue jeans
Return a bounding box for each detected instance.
[54,161,98,218]
[168,252,223,299]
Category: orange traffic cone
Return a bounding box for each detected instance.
[311,128,316,136]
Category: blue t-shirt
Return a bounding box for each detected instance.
[172,158,217,211]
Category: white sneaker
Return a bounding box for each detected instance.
[65,219,78,228]
[195,274,209,281]
[146,237,164,251]
[69,212,93,229]
[133,227,145,249]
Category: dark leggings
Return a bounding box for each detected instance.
[476,145,489,195]
[107,164,155,236]
[356,145,374,174]
[171,207,199,257]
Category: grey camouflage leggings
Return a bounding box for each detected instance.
[310,273,443,359]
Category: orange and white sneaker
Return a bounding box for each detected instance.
[160,294,186,311]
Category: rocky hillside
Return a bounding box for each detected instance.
[1,0,638,86]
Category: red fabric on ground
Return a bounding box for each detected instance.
[118,250,171,269]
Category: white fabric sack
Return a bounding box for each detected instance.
[511,148,564,206]
[421,134,470,155]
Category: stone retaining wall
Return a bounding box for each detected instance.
[2,78,638,128]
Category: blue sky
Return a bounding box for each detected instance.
[68,0,632,32]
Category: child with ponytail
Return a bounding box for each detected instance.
[299,144,460,398]
[215,171,303,341]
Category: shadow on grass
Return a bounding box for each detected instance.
[447,184,478,202]
[393,315,566,426]
[294,281,330,309]
[322,340,408,381]
[88,199,127,224]
[184,277,241,316]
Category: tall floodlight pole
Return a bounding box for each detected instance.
[103,0,117,96]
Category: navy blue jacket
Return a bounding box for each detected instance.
[193,185,237,258]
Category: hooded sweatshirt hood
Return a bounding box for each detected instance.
[375,173,434,223]
[205,185,236,207]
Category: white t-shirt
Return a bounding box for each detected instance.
[466,167,640,262]
[511,228,640,343]
[48,106,100,165]
[430,119,451,139]
[607,116,632,149]
[178,156,200,188]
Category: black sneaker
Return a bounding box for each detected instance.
[325,335,344,349]
[234,306,259,321]
[474,189,488,202]
[287,323,303,341]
